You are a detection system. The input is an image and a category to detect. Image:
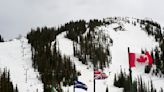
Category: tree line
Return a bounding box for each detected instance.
[0,34,4,42]
[26,18,114,91]
[0,68,18,92]
[138,19,164,77]
[65,19,112,69]
[27,27,78,92]
[113,68,163,92]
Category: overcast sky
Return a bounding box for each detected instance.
[0,0,164,40]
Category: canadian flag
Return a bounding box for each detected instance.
[94,69,108,80]
[129,51,153,68]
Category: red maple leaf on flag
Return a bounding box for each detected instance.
[136,55,147,63]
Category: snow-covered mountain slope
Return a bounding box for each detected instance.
[56,18,164,92]
[0,17,164,92]
[100,22,164,91]
[57,32,123,92]
[0,38,43,92]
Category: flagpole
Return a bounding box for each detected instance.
[52,70,55,92]
[73,81,75,92]
[128,47,133,92]
[94,78,95,92]
[93,65,95,92]
[73,66,76,92]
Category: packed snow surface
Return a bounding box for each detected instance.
[0,38,43,92]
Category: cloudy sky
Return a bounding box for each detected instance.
[0,0,164,40]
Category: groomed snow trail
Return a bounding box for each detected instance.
[0,38,43,92]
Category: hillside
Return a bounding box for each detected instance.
[0,17,164,92]
[0,38,43,92]
[57,17,164,92]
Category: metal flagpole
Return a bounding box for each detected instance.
[93,65,95,92]
[73,81,75,92]
[51,70,55,92]
[94,78,95,92]
[128,47,133,92]
[73,59,76,92]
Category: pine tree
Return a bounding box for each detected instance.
[160,88,163,92]
[0,69,18,92]
[151,51,155,64]
[0,35,4,42]
[114,74,118,87]
[106,86,108,92]
[145,65,151,73]
[155,48,161,70]
[15,85,18,92]
[132,80,137,92]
